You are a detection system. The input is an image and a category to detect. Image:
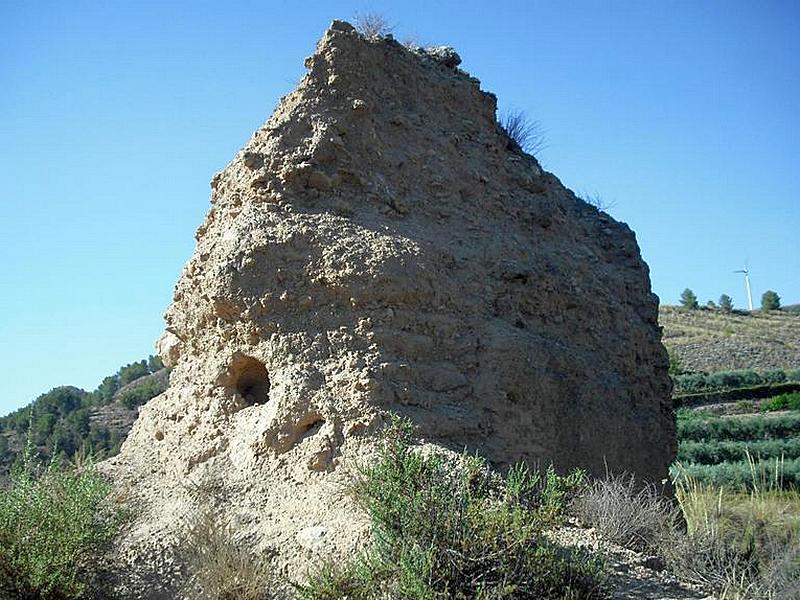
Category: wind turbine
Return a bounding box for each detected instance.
[734,265,753,311]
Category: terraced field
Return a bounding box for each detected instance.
[675,408,800,489]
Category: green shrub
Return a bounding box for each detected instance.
[0,453,121,599]
[672,457,800,490]
[298,416,607,599]
[678,438,800,465]
[761,392,800,412]
[672,368,800,395]
[677,413,800,443]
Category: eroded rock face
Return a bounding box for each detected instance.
[107,20,674,594]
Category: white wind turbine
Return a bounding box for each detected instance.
[734,265,754,311]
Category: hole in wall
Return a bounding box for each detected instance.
[232,356,270,405]
[296,412,325,441]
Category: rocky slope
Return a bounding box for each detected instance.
[105,21,673,596]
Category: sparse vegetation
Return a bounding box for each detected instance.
[353,12,394,40]
[299,416,607,599]
[669,464,800,598]
[499,109,546,157]
[579,192,616,213]
[659,304,800,374]
[181,508,279,600]
[576,464,799,599]
[0,449,121,599]
[574,473,677,553]
[672,368,800,395]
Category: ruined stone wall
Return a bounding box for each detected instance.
[107,21,674,595]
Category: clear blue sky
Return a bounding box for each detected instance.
[1,1,798,416]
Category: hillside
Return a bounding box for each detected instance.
[659,305,800,373]
[0,359,167,480]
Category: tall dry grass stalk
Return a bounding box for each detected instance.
[180,508,279,600]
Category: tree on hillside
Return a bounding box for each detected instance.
[680,288,699,310]
[719,294,733,312]
[118,361,149,386]
[147,354,163,373]
[761,290,781,311]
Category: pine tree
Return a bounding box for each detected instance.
[761,290,781,311]
[680,288,699,310]
[719,294,733,312]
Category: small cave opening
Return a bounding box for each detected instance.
[233,357,270,405]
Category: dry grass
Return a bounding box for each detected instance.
[353,12,394,40]
[669,462,800,599]
[575,466,800,599]
[499,109,546,157]
[659,305,800,373]
[180,508,279,600]
[573,472,678,553]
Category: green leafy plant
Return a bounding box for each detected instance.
[0,446,122,599]
[299,416,606,599]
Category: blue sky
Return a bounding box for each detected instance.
[1,1,798,416]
